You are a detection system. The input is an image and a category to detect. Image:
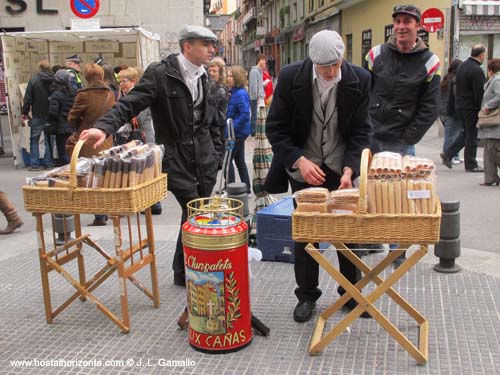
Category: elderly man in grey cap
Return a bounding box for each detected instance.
[80,24,224,287]
[265,29,373,323]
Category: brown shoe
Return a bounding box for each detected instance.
[0,218,23,234]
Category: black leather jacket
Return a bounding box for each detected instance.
[94,54,223,195]
[367,37,440,145]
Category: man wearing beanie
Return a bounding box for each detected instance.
[266,30,373,323]
[365,4,440,266]
[80,25,223,287]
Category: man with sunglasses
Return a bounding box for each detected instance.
[366,4,441,266]
[79,25,224,287]
[266,30,373,323]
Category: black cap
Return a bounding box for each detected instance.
[392,4,421,22]
[66,54,81,64]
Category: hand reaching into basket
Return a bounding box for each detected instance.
[80,128,107,148]
[296,157,326,186]
[339,167,353,190]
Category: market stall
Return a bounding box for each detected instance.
[1,27,160,167]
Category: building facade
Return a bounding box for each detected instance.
[0,0,204,57]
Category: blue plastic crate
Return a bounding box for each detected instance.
[256,197,295,263]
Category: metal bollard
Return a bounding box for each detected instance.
[53,214,74,246]
[434,201,461,273]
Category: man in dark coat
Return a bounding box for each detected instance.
[21,59,54,170]
[265,30,373,323]
[80,25,223,287]
[441,44,487,172]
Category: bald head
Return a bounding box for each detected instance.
[471,44,486,64]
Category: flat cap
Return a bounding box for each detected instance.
[178,25,217,42]
[392,4,421,22]
[309,30,345,66]
[66,54,81,64]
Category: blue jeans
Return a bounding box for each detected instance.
[228,137,251,193]
[441,115,462,156]
[250,99,258,137]
[29,118,53,167]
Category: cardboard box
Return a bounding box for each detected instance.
[85,41,119,53]
[122,43,136,57]
[49,41,83,54]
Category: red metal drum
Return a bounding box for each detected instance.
[182,197,252,353]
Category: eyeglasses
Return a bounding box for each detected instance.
[119,78,130,84]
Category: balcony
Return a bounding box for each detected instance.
[242,7,257,27]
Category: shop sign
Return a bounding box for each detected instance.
[292,26,304,42]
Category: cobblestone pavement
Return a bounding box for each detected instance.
[1,239,499,374]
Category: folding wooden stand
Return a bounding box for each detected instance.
[35,209,160,333]
[305,242,428,365]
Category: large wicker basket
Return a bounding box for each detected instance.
[292,148,441,244]
[23,139,167,215]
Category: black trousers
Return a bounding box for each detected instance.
[445,109,480,170]
[171,183,215,273]
[289,164,361,303]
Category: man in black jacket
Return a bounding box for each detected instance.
[21,59,54,170]
[365,4,440,266]
[441,44,486,172]
[266,30,373,323]
[80,25,223,287]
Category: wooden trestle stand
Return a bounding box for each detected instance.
[304,242,428,364]
[34,211,160,333]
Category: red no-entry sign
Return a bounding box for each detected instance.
[421,8,445,33]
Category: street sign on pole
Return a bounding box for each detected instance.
[71,0,100,19]
[421,8,445,33]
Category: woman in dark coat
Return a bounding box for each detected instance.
[46,69,75,165]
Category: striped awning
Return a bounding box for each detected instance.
[462,0,500,15]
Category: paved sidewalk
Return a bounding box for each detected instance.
[1,124,500,374]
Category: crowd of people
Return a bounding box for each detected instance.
[2,5,499,330]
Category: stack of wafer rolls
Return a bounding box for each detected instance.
[295,187,329,213]
[366,152,437,215]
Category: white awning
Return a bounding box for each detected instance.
[462,0,500,15]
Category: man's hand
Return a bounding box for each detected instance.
[21,115,28,122]
[338,167,353,189]
[297,157,325,186]
[79,128,107,148]
[482,107,490,115]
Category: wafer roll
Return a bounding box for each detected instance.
[388,179,395,214]
[375,179,383,213]
[394,179,402,214]
[401,179,408,214]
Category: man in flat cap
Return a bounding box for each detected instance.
[265,30,373,323]
[365,4,440,266]
[65,54,83,91]
[80,25,223,287]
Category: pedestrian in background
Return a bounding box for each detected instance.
[21,59,54,171]
[441,44,487,172]
[65,54,83,92]
[226,65,251,194]
[266,30,373,323]
[248,54,266,136]
[366,4,440,266]
[80,25,223,287]
[0,191,23,235]
[68,63,115,227]
[477,58,500,186]
[440,59,463,166]
[46,69,75,166]
[207,58,229,167]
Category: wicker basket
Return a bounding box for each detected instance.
[23,139,167,215]
[292,148,441,244]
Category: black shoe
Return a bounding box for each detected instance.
[174,271,186,287]
[344,299,371,318]
[151,202,162,215]
[293,301,316,322]
[366,243,385,254]
[440,153,452,169]
[391,251,406,267]
[88,218,107,226]
[356,250,370,257]
[466,167,484,173]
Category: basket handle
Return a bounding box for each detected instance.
[357,148,371,214]
[69,139,87,189]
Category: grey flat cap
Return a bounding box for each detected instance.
[178,25,217,42]
[309,30,345,65]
